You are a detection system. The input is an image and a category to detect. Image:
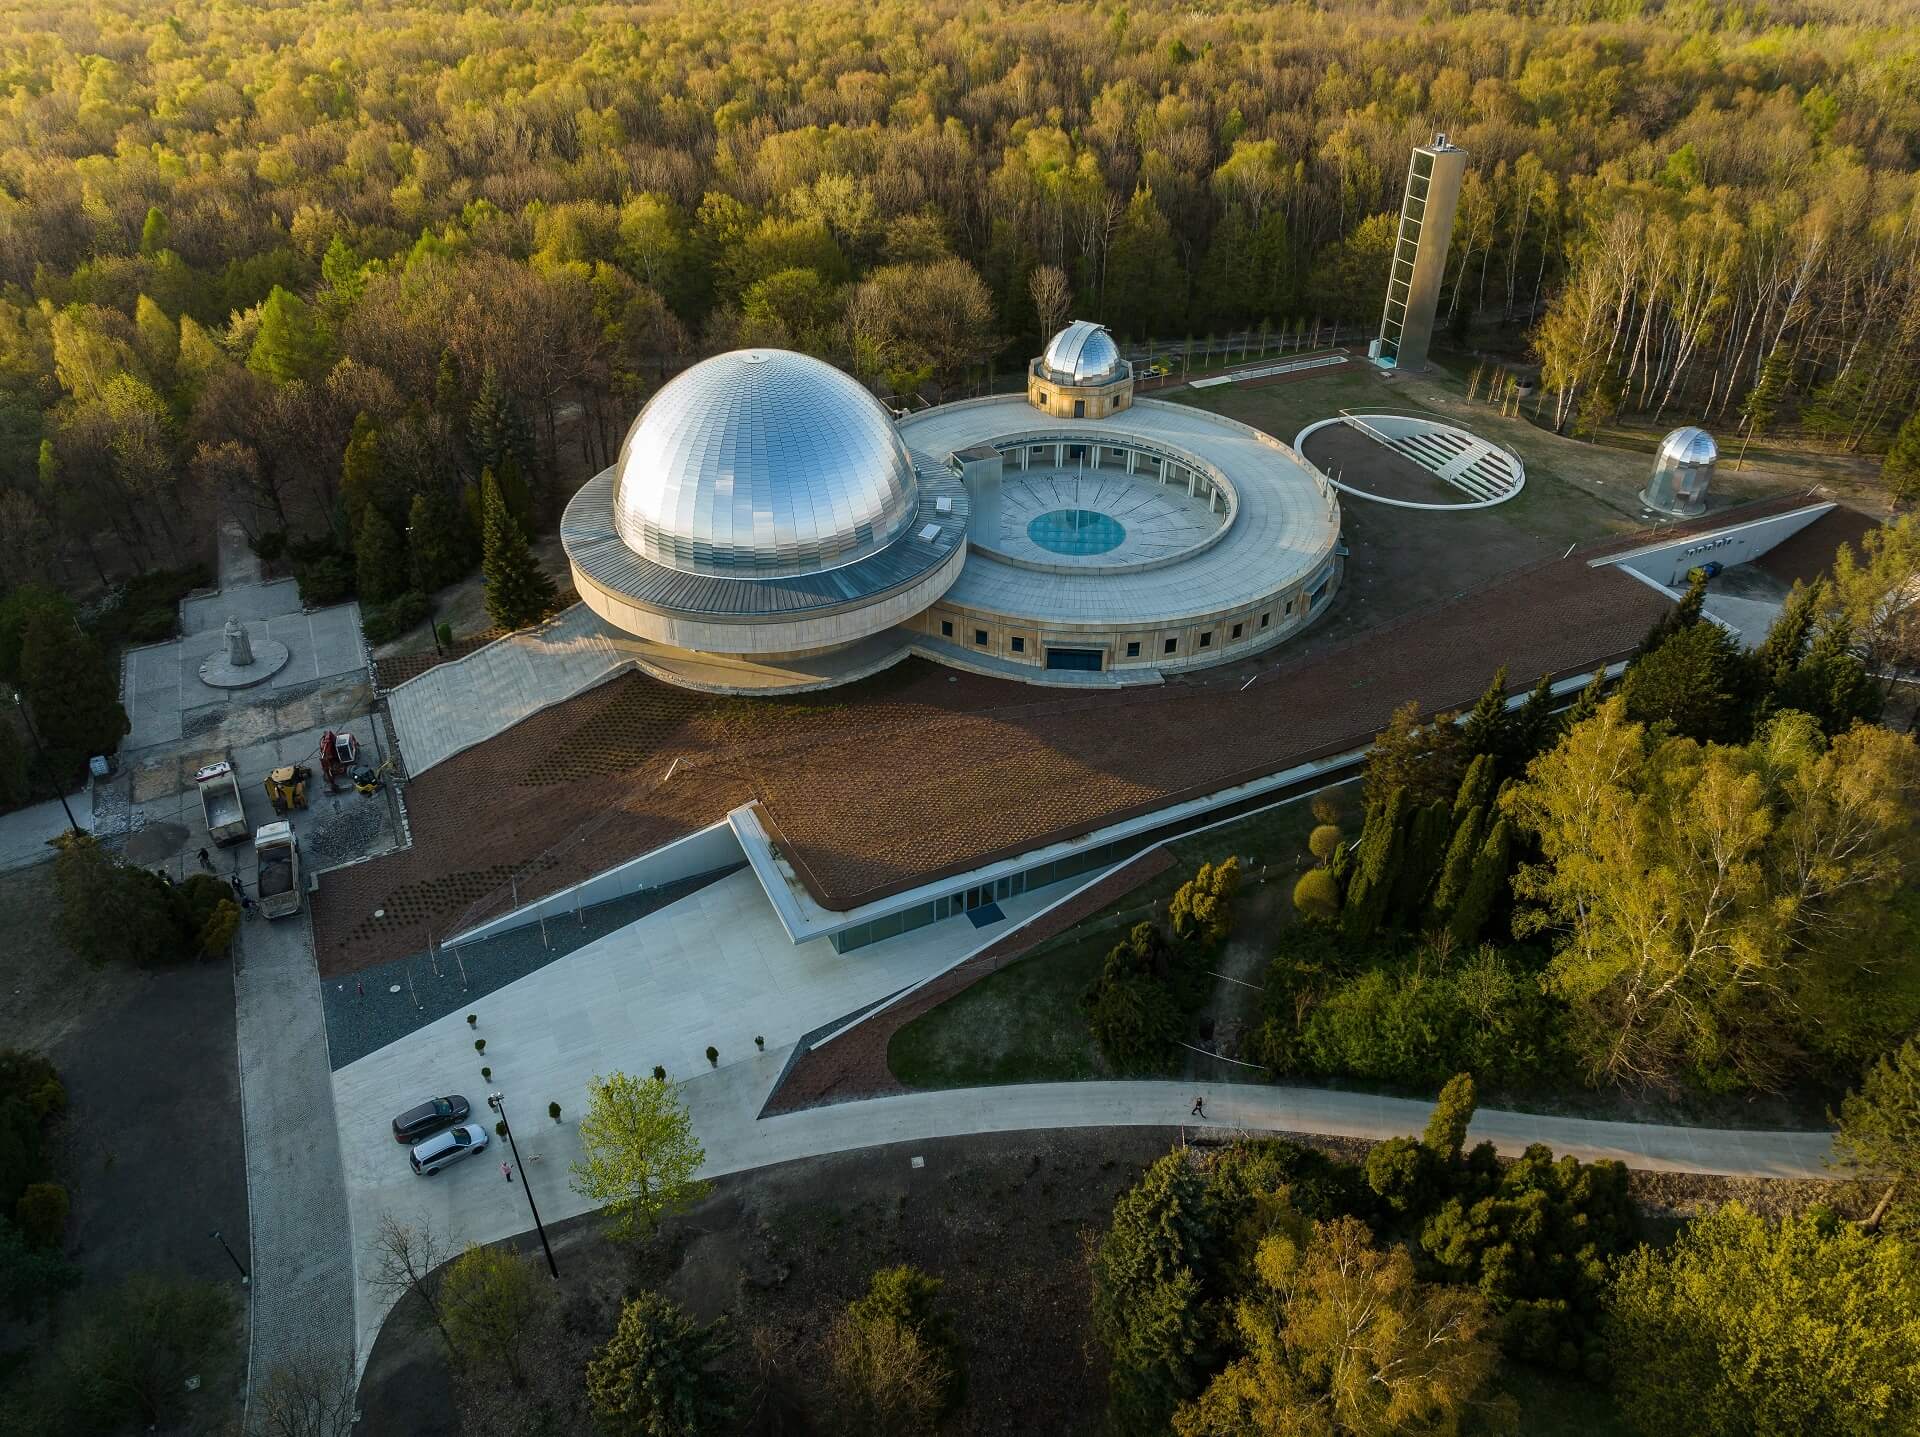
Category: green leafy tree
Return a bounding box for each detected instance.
[1608,1204,1920,1437]
[339,413,386,538]
[1363,700,1464,808]
[20,609,127,774]
[197,899,240,960]
[0,715,28,806]
[13,1181,66,1246]
[569,1070,707,1241]
[586,1291,737,1437]
[52,835,187,967]
[1774,615,1881,735]
[1421,1073,1476,1162]
[1833,1034,1920,1230]
[246,284,329,385]
[439,1243,548,1385]
[1509,672,1558,765]
[1084,923,1183,1067]
[354,506,408,606]
[480,470,556,631]
[1307,824,1343,863]
[1639,568,1707,654]
[1170,858,1241,948]
[828,1266,965,1435]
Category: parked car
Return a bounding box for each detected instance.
[392,1094,472,1144]
[410,1123,490,1176]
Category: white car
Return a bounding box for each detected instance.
[409,1122,490,1176]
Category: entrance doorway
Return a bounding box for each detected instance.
[1046,647,1104,672]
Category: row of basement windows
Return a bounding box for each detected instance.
[938,600,1293,660]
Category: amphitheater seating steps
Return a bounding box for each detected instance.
[1341,413,1521,502]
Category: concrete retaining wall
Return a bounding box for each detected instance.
[1600,502,1832,588]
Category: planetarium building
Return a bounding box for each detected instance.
[563,324,1342,692]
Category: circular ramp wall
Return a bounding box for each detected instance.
[1294,413,1524,511]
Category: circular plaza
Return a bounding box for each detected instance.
[563,325,1342,691]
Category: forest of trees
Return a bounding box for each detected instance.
[0,0,1916,590]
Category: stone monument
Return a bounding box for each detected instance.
[224,615,253,667]
[199,614,290,689]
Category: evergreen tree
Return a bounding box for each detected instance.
[1561,667,1608,731]
[246,285,328,385]
[1389,798,1451,925]
[1775,617,1882,735]
[585,1292,737,1437]
[1738,342,1792,438]
[433,348,462,417]
[0,715,27,806]
[340,413,385,538]
[1459,665,1511,763]
[1446,816,1509,947]
[469,368,535,485]
[1754,579,1820,696]
[1639,570,1707,654]
[1509,672,1558,765]
[1422,1072,1477,1162]
[354,507,408,605]
[1104,187,1185,341]
[1428,803,1486,921]
[406,490,471,592]
[481,470,556,631]
[20,610,127,775]
[1451,754,1495,826]
[1342,789,1407,943]
[1882,406,1920,507]
[319,233,365,313]
[1622,621,1756,743]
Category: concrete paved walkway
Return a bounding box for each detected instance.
[332,866,1836,1366]
[234,902,356,1406]
[0,794,90,872]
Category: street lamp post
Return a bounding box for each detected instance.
[13,692,79,835]
[209,1229,249,1285]
[488,1092,559,1279]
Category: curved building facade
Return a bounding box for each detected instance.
[563,327,1341,693]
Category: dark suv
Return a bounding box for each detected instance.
[391,1095,471,1144]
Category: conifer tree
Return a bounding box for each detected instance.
[1460,665,1510,762]
[1428,803,1486,920]
[1561,668,1608,731]
[1389,798,1451,924]
[1451,754,1494,826]
[139,205,169,256]
[1882,406,1920,507]
[354,507,409,605]
[1639,570,1707,654]
[1342,789,1407,942]
[1754,580,1820,696]
[481,470,556,631]
[340,414,384,538]
[1775,616,1882,734]
[407,490,470,592]
[469,368,535,484]
[1509,672,1557,764]
[1446,815,1509,947]
[246,285,329,385]
[20,610,127,774]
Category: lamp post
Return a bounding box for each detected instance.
[209,1229,249,1284]
[488,1092,559,1279]
[404,524,444,656]
[13,692,79,835]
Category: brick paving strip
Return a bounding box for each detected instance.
[762,848,1177,1115]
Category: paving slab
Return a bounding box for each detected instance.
[180,577,304,634]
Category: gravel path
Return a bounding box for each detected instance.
[234,909,355,1415]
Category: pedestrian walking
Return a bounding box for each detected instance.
[502,1161,514,1183]
[356,979,364,999]
[1191,1095,1206,1118]
[229,873,245,900]
[240,895,255,915]
[197,847,212,871]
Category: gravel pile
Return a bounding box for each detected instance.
[304,796,392,869]
[90,776,143,838]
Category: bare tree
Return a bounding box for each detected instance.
[1029,263,1072,342]
[254,1350,359,1437]
[365,1210,454,1347]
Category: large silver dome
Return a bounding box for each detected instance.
[610,349,920,580]
[1657,426,1718,466]
[1041,321,1124,384]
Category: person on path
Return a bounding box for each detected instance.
[502,1161,514,1183]
[229,873,245,900]
[1191,1096,1206,1118]
[356,979,364,999]
[197,847,212,871]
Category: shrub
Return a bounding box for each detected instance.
[651,1064,666,1081]
[829,1266,965,1434]
[252,529,288,564]
[295,554,354,606]
[705,1045,718,1066]
[1292,867,1340,922]
[361,590,430,644]
[474,1038,485,1055]
[1307,823,1343,862]
[14,1182,68,1246]
[125,607,177,644]
[549,1101,561,1121]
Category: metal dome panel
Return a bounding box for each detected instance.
[1041,321,1124,384]
[610,349,920,580]
[1657,426,1718,466]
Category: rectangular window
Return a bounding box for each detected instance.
[1011,637,1025,654]
[1126,641,1140,658]
[1231,622,1243,639]
[1164,637,1177,655]
[1260,612,1270,629]
[1199,631,1212,649]
[940,620,953,638]
[974,629,988,647]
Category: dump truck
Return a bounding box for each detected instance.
[194,760,249,847]
[254,822,303,918]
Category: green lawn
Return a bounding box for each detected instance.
[888,925,1131,1086]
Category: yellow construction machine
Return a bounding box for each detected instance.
[264,764,311,814]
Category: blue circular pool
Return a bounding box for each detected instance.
[1027,508,1126,556]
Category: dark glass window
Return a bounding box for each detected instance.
[1011,637,1024,653]
[1163,637,1177,655]
[974,629,988,646]
[1260,613,1270,629]
[1231,622,1243,639]
[1199,632,1212,648]
[940,620,953,637]
[1126,641,1140,658]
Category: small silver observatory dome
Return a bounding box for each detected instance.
[1641,426,1718,517]
[1040,321,1126,385]
[610,349,920,580]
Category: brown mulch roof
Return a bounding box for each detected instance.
[312,544,1668,977]
[373,629,508,691]
[1753,504,1881,590]
[761,847,1177,1116]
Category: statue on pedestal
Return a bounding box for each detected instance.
[224,616,254,667]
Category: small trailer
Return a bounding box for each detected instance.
[195,760,249,847]
[254,822,303,918]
